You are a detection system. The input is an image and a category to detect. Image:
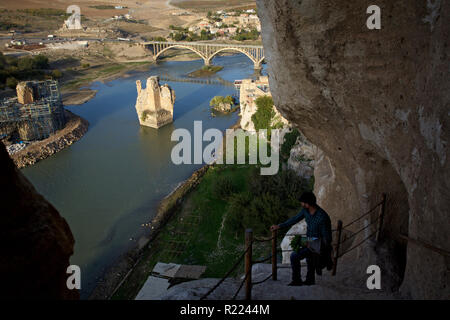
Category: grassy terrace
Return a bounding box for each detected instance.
[113,159,312,299]
[112,164,253,299]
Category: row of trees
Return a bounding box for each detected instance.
[232,28,260,41]
[169,29,214,42]
[0,53,61,90]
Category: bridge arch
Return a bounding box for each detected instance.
[206,47,259,66]
[153,44,208,62]
[148,42,264,69]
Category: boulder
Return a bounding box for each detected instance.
[0,141,78,299]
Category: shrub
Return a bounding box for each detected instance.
[210,95,235,108]
[212,175,238,200]
[32,55,49,69]
[141,110,151,121]
[226,192,252,231]
[251,96,275,131]
[17,57,34,71]
[242,192,285,235]
[18,8,67,17]
[281,128,300,160]
[6,77,18,89]
[152,36,166,42]
[51,69,62,79]
[232,28,260,41]
[225,169,309,236]
[249,169,307,209]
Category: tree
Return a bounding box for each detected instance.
[200,29,213,40]
[210,95,235,107]
[32,55,49,69]
[17,57,34,71]
[251,96,275,131]
[281,128,300,160]
[6,77,18,89]
[0,52,6,70]
[51,69,62,79]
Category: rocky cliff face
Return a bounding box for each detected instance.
[135,76,175,129]
[257,0,449,299]
[0,142,78,299]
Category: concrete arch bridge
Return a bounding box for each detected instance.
[141,41,265,69]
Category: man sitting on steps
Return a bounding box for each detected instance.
[271,191,333,286]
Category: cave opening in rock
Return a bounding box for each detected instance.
[373,159,410,291]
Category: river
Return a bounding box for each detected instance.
[21,54,266,298]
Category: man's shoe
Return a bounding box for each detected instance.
[303,279,315,286]
[287,280,304,286]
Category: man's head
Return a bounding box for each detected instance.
[299,191,317,209]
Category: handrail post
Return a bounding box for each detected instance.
[245,229,253,300]
[272,228,277,281]
[376,193,387,242]
[332,220,343,276]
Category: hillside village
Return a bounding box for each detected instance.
[187,9,261,39]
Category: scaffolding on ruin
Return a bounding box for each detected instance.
[0,80,65,141]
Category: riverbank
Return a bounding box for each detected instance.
[62,90,98,106]
[11,110,89,169]
[89,163,212,299]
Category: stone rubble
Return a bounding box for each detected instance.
[6,142,29,155]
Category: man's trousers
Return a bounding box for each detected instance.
[290,247,315,283]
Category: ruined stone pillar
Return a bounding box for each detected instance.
[135,76,175,129]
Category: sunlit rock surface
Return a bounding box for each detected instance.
[135,76,175,129]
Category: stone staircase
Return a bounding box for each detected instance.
[156,263,398,300]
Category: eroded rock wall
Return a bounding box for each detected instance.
[257,0,449,298]
[0,142,78,299]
